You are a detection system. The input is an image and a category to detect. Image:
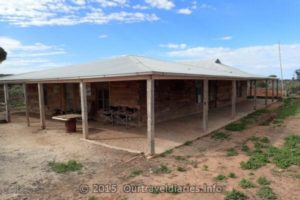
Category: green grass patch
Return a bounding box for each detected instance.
[130,170,143,177]
[88,196,97,200]
[242,109,270,124]
[211,131,231,140]
[241,135,300,170]
[273,98,300,123]
[240,152,269,170]
[239,178,256,189]
[227,148,238,156]
[228,172,237,178]
[225,122,246,132]
[160,149,173,157]
[152,165,171,174]
[268,135,300,169]
[257,176,270,186]
[176,166,187,172]
[48,160,82,173]
[214,174,227,181]
[256,186,277,200]
[225,189,248,200]
[241,143,250,152]
[203,164,208,171]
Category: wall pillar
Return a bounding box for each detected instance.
[249,80,253,97]
[3,84,10,122]
[23,83,30,127]
[147,79,155,155]
[80,81,89,139]
[232,80,237,118]
[38,83,46,129]
[203,79,209,132]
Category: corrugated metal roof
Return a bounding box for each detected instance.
[0,55,274,83]
[180,59,262,78]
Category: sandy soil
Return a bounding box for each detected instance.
[0,102,299,200]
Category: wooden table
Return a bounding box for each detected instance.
[52,114,81,133]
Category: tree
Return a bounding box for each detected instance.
[295,69,300,80]
[0,47,7,63]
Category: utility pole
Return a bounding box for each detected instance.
[278,42,285,96]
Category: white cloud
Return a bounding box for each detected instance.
[0,0,159,27]
[145,0,175,10]
[165,44,300,78]
[199,3,216,10]
[177,8,192,15]
[217,36,233,41]
[0,36,66,74]
[72,0,86,5]
[132,4,150,10]
[99,34,108,38]
[160,43,187,49]
[96,0,127,7]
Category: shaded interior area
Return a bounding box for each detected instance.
[86,99,270,153]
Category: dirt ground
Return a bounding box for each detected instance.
[0,101,299,200]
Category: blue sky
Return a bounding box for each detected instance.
[0,0,300,78]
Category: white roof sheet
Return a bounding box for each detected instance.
[0,55,273,83]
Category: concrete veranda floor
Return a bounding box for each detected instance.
[86,99,274,154]
[4,99,275,155]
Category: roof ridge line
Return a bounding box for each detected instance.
[129,56,153,72]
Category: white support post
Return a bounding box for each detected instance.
[232,80,237,118]
[265,80,268,106]
[254,80,257,110]
[80,81,88,139]
[147,79,155,155]
[3,84,10,122]
[203,79,209,132]
[38,83,45,129]
[23,83,30,127]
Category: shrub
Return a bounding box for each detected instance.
[211,132,230,140]
[225,189,248,200]
[48,160,82,173]
[228,172,237,178]
[257,176,270,186]
[227,148,238,156]
[203,164,208,171]
[239,179,256,189]
[177,166,187,172]
[225,122,246,131]
[256,186,277,200]
[214,174,227,181]
[152,165,171,174]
